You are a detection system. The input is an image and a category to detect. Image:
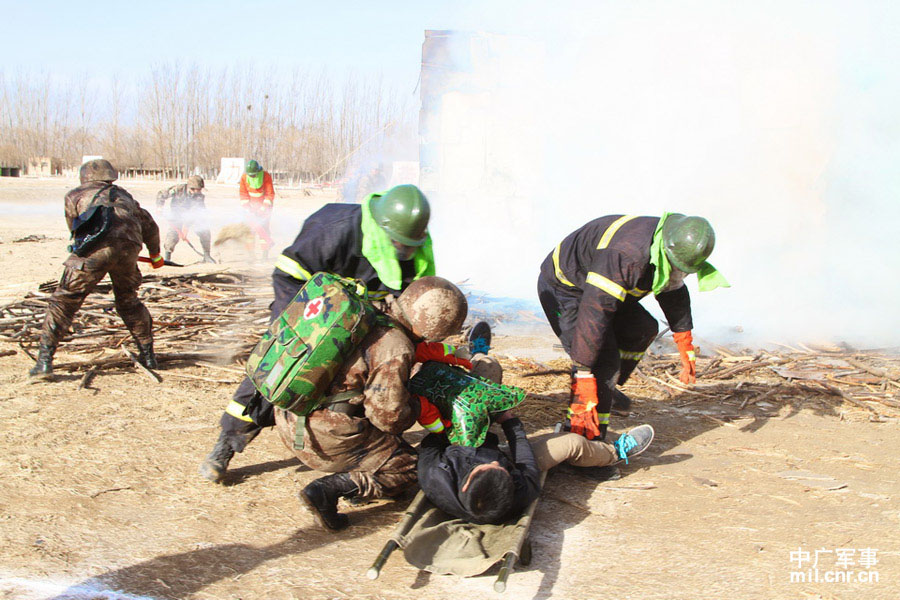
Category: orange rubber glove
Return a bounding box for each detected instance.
[416,395,450,433]
[149,253,165,269]
[568,372,601,440]
[673,330,697,384]
[415,341,473,370]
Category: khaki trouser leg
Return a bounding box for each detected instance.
[528,431,618,472]
[470,354,502,384]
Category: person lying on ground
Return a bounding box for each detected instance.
[417,414,654,525]
[415,321,655,525]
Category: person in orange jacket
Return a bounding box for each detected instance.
[239,159,275,257]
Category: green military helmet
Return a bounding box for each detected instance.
[245,159,262,175]
[79,159,118,184]
[662,214,716,273]
[187,175,205,190]
[369,184,430,246]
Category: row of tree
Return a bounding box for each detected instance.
[0,64,416,181]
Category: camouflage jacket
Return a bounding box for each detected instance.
[288,309,419,473]
[156,183,206,214]
[64,181,160,255]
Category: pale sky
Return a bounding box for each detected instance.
[1,0,522,91]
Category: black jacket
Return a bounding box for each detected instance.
[275,203,416,299]
[417,418,542,523]
[539,215,693,368]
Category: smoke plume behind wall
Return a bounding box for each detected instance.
[425,1,900,348]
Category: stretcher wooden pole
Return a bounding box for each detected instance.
[366,489,430,580]
[493,470,548,593]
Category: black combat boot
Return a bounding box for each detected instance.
[198,431,236,483]
[28,344,56,378]
[136,342,158,369]
[299,473,359,531]
[202,251,215,264]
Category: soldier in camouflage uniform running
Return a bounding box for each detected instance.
[29,159,164,378]
[155,175,214,263]
[275,276,468,531]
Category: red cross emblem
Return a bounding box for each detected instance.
[304,298,324,320]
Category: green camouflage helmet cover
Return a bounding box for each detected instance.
[662,214,716,273]
[79,159,118,184]
[245,159,262,175]
[187,175,205,190]
[408,362,526,446]
[369,184,430,246]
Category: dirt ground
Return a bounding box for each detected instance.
[0,177,898,600]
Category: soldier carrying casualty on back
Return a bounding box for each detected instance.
[274,276,469,531]
[198,184,434,483]
[537,212,729,440]
[155,175,214,263]
[29,159,165,378]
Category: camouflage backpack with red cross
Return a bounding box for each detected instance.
[245,272,376,415]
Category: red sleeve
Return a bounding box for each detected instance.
[414,342,472,369]
[238,175,251,203]
[417,396,446,433]
[262,173,275,203]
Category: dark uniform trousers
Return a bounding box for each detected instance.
[537,269,658,394]
[219,272,303,451]
[40,241,153,348]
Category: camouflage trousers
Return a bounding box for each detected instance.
[163,220,211,255]
[276,407,417,500]
[40,241,153,348]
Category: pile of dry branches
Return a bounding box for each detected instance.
[0,270,271,377]
[497,342,900,429]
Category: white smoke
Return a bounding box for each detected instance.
[425,0,900,348]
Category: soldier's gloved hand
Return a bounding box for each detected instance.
[452,346,473,363]
[149,253,165,269]
[673,330,697,384]
[568,371,601,439]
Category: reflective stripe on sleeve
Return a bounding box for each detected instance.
[422,418,445,433]
[627,288,649,297]
[441,342,456,356]
[367,290,389,300]
[225,400,254,422]
[597,215,637,249]
[274,255,313,281]
[597,412,610,425]
[686,350,696,362]
[619,349,645,361]
[552,243,576,287]
[585,272,627,302]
